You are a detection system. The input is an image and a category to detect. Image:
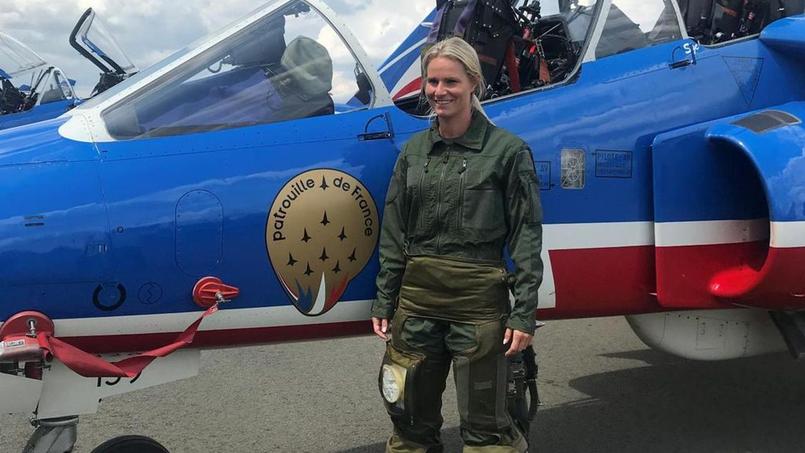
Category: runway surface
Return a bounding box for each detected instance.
[3,316,805,452]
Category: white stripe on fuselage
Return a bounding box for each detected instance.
[655,219,804,248]
[771,221,805,248]
[544,222,654,249]
[391,63,423,99]
[655,218,768,247]
[50,299,376,337]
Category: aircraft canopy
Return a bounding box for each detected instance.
[0,32,47,80]
[71,8,137,76]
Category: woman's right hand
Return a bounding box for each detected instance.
[372,317,389,340]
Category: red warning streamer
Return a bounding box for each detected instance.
[36,304,220,378]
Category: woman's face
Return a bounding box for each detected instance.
[425,56,476,122]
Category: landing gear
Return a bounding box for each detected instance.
[21,416,169,453]
[22,416,78,453]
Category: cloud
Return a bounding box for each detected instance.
[0,0,432,97]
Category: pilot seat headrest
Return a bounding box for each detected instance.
[226,15,286,67]
[280,36,333,98]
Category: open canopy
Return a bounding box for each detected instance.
[0,32,47,80]
[70,8,137,76]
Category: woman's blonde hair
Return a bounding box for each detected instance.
[420,37,487,117]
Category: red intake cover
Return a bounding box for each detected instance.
[0,311,54,339]
[0,311,54,363]
[192,277,240,308]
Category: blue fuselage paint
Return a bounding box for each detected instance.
[0,99,79,131]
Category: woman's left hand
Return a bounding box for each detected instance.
[503,328,533,357]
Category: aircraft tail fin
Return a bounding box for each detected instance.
[378,8,436,101]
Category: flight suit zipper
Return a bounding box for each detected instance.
[457,157,467,229]
[417,157,430,229]
[435,152,449,253]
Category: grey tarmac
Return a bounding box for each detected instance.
[2,316,805,452]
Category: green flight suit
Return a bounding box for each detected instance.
[373,111,543,453]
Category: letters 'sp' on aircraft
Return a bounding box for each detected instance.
[1,0,805,451]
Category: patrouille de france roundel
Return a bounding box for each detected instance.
[266,169,379,316]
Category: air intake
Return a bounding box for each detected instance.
[732,110,801,133]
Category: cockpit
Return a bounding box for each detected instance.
[0,32,76,116]
[680,0,805,44]
[396,0,800,113]
[101,1,372,139]
[391,0,687,113]
[96,0,682,138]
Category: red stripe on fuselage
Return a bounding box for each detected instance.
[710,246,805,309]
[393,77,422,101]
[655,241,767,309]
[538,245,660,320]
[655,242,805,310]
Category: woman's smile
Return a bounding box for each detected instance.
[425,56,476,127]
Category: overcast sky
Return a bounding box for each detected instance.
[0,0,433,97]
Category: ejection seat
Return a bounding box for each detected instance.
[39,87,67,105]
[273,35,335,121]
[0,78,25,114]
[429,0,520,93]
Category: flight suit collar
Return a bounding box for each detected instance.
[427,110,489,152]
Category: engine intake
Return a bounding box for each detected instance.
[651,103,805,310]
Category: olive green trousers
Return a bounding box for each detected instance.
[382,256,527,453]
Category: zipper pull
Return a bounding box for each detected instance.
[458,158,467,174]
[443,153,449,164]
[424,157,431,173]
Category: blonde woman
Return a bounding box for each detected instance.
[372,37,543,453]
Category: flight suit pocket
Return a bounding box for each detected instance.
[390,309,408,341]
[405,160,426,230]
[379,340,425,418]
[451,319,509,433]
[462,187,504,230]
[519,170,542,225]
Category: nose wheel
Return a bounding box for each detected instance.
[22,416,78,453]
[22,417,169,453]
[90,435,169,453]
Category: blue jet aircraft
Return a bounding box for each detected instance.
[1,0,804,451]
[0,32,80,131]
[0,8,136,132]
